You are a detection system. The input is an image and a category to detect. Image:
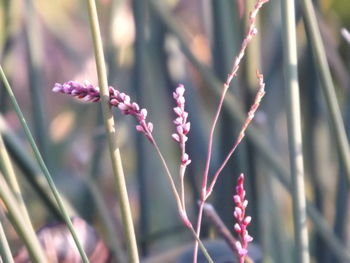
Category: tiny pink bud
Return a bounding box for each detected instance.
[110,99,119,106]
[235,241,248,256]
[147,122,153,132]
[132,102,140,111]
[244,216,252,225]
[52,84,62,93]
[118,103,128,111]
[243,200,248,208]
[178,96,185,105]
[234,223,241,232]
[174,107,182,116]
[183,122,190,133]
[177,126,183,135]
[176,85,185,96]
[172,134,180,142]
[136,125,144,132]
[234,207,242,219]
[175,117,183,125]
[233,195,241,204]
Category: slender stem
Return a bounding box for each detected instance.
[151,138,183,213]
[280,0,310,262]
[300,0,350,183]
[0,66,89,263]
[207,72,265,197]
[179,164,186,210]
[24,0,50,164]
[201,87,228,197]
[0,116,68,220]
[0,133,32,226]
[0,174,46,263]
[0,220,14,263]
[193,199,205,263]
[85,120,126,263]
[150,136,213,262]
[188,225,214,263]
[85,0,139,262]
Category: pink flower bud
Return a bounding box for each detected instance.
[136,125,144,132]
[244,216,252,225]
[177,126,184,135]
[172,134,180,142]
[243,200,248,208]
[147,122,153,132]
[174,107,182,116]
[183,122,190,133]
[233,195,241,204]
[234,223,241,232]
[176,85,185,96]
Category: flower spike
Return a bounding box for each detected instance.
[233,174,253,263]
[53,81,154,142]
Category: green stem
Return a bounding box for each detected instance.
[0,115,69,220]
[24,0,50,164]
[0,219,14,263]
[188,225,214,263]
[280,0,310,262]
[85,0,139,262]
[0,133,33,226]
[300,0,350,182]
[0,174,46,263]
[0,66,89,263]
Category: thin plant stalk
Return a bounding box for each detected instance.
[85,112,126,263]
[24,0,50,163]
[85,0,139,261]
[0,220,14,263]
[0,115,71,220]
[0,133,32,226]
[148,3,350,260]
[0,66,89,263]
[0,174,46,263]
[151,136,214,263]
[300,0,350,181]
[280,0,310,262]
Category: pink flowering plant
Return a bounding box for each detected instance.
[53,0,268,261]
[233,174,253,263]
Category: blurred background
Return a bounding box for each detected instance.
[1,0,350,262]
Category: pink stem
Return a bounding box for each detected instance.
[193,199,205,263]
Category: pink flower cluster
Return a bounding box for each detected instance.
[172,84,191,166]
[233,174,253,263]
[53,81,153,141]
